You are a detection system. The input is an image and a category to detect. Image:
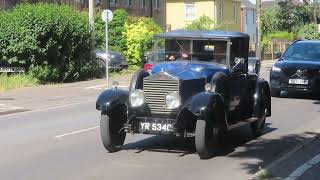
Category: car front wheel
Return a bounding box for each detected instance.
[195,119,221,159]
[100,114,126,153]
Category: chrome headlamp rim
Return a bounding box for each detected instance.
[129,89,145,107]
[165,91,181,110]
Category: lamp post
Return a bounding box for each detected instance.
[256,0,262,60]
[89,0,95,72]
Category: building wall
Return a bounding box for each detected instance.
[166,0,241,31]
[0,0,166,29]
[103,0,166,29]
[242,7,256,43]
[166,0,215,30]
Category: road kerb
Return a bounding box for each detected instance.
[251,129,320,180]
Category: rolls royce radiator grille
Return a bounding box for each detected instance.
[143,77,179,115]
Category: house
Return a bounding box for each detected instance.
[102,0,166,30]
[166,0,241,31]
[0,0,166,29]
[241,0,256,43]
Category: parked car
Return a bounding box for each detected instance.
[96,30,271,159]
[95,50,128,77]
[270,40,320,97]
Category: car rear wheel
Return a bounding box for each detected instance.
[251,108,267,137]
[95,58,106,78]
[195,119,221,159]
[100,114,126,153]
[271,88,281,97]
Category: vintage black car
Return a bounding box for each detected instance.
[270,40,320,97]
[96,30,271,159]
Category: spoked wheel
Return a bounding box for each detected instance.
[100,114,126,153]
[195,119,221,159]
[251,108,267,137]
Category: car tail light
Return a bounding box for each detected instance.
[144,63,153,71]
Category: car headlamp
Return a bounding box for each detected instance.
[272,66,281,72]
[165,92,181,109]
[129,90,145,107]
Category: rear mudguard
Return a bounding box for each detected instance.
[253,79,271,117]
[180,91,228,127]
[96,88,129,113]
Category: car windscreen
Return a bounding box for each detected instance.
[283,42,320,60]
[153,38,228,65]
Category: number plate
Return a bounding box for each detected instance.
[139,122,173,132]
[289,79,308,85]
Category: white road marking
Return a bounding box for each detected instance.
[85,84,128,90]
[0,100,95,118]
[85,84,107,89]
[55,126,99,139]
[262,62,275,66]
[286,154,320,180]
[0,104,22,110]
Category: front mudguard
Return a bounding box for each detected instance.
[96,88,129,113]
[253,79,271,117]
[180,91,227,127]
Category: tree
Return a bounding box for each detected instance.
[185,15,216,30]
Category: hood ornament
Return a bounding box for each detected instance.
[291,69,307,77]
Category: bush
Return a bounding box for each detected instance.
[95,9,128,52]
[262,31,295,46]
[298,23,320,40]
[124,17,162,66]
[185,15,216,30]
[0,3,97,83]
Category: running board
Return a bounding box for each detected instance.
[228,118,258,130]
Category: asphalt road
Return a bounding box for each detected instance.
[1,69,320,180]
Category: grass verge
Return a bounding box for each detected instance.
[0,74,38,92]
[110,66,140,77]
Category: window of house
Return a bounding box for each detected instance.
[185,1,196,20]
[252,11,255,24]
[245,10,248,25]
[126,0,131,7]
[141,0,145,8]
[218,2,224,21]
[110,0,116,6]
[232,4,237,22]
[154,0,160,9]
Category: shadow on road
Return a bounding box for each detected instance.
[228,131,320,175]
[122,123,277,159]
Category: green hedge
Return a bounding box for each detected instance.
[0,3,97,83]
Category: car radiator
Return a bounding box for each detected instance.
[143,76,179,115]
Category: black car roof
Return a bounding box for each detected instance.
[155,30,250,39]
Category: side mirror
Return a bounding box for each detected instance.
[275,52,282,59]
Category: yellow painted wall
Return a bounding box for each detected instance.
[166,0,241,32]
[166,0,215,30]
[216,0,241,31]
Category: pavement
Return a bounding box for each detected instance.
[0,74,132,115]
[1,61,320,180]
